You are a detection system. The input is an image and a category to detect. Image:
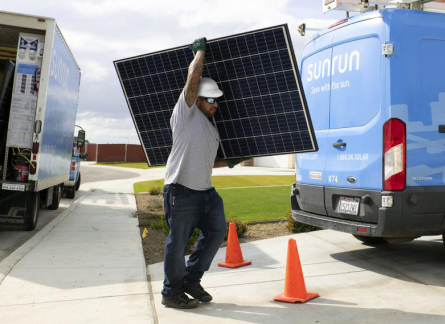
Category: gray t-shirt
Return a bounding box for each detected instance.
[164,91,220,190]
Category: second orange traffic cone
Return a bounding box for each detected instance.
[218,222,252,268]
[274,238,319,303]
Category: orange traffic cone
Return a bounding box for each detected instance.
[274,238,319,303]
[218,222,252,268]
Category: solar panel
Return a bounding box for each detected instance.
[114,24,317,166]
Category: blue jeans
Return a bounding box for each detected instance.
[162,184,226,298]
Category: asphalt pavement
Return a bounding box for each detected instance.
[0,163,444,324]
[81,162,141,184]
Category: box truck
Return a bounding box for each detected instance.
[292,1,445,244]
[0,11,84,230]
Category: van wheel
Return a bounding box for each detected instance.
[25,192,40,231]
[48,185,62,210]
[66,187,75,199]
[75,173,81,191]
[352,234,386,245]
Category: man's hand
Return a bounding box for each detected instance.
[191,37,207,55]
[227,156,248,169]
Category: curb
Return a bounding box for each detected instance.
[247,219,286,226]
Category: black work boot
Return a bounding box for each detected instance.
[161,293,199,309]
[184,283,213,302]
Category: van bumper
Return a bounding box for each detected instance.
[64,180,75,187]
[291,183,445,238]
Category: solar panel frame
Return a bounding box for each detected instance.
[114,24,318,166]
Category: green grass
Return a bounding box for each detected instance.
[134,175,294,192]
[219,186,291,222]
[95,162,163,169]
[134,175,295,222]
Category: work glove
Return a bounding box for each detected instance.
[227,156,248,169]
[190,37,207,55]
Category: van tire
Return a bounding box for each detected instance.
[48,185,62,210]
[66,187,75,199]
[352,235,387,245]
[75,173,81,191]
[25,192,40,231]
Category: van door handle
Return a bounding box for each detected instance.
[333,142,346,147]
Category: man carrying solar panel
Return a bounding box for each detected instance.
[161,37,241,309]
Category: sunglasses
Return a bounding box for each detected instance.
[199,97,219,104]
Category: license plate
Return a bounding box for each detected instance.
[2,183,25,191]
[338,197,360,215]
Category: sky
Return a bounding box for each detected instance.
[1,0,345,144]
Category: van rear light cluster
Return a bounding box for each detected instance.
[71,160,76,172]
[383,118,406,191]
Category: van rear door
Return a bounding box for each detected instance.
[324,22,385,223]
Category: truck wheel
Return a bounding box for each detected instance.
[352,235,386,245]
[75,173,81,191]
[66,187,76,199]
[25,192,40,231]
[48,185,62,210]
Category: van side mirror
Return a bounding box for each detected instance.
[298,23,306,37]
[77,130,86,148]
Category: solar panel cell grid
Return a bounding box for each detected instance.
[114,24,317,166]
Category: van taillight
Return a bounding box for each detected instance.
[71,160,76,172]
[383,119,406,191]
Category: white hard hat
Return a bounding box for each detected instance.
[197,77,223,98]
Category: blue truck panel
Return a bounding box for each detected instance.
[38,27,80,180]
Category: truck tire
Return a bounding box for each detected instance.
[25,192,40,231]
[66,187,76,199]
[48,185,62,210]
[75,173,81,191]
[352,235,386,245]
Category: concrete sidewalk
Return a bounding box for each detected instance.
[149,231,445,324]
[0,165,294,324]
[1,165,445,324]
[0,177,154,324]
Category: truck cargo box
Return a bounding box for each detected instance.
[0,11,82,230]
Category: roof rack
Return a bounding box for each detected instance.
[323,0,443,14]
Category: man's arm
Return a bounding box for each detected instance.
[184,38,206,107]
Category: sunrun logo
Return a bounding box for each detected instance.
[307,51,360,82]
